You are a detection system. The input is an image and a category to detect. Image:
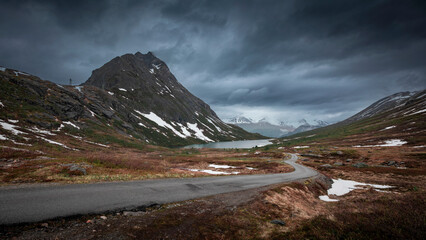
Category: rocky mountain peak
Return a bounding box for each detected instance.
[298,119,309,126]
[83,52,169,90]
[314,120,329,127]
[134,51,158,65]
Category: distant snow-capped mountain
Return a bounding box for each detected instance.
[224,117,329,137]
[290,119,329,135]
[226,116,253,124]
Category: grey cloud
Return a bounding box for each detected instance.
[0,0,425,123]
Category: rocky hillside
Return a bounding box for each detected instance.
[0,53,262,150]
[344,91,422,123]
[278,90,426,147]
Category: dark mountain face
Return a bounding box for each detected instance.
[83,52,216,124]
[0,53,263,149]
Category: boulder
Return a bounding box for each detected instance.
[61,163,90,175]
[352,162,368,168]
[69,165,87,175]
[333,162,343,166]
[270,219,286,226]
[387,161,396,166]
[123,211,145,216]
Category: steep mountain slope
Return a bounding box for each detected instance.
[278,90,426,147]
[0,53,262,150]
[344,91,419,123]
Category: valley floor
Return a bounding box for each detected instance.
[1,141,425,239]
[0,146,292,185]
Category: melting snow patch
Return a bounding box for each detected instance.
[11,140,32,146]
[176,123,192,137]
[207,118,223,132]
[209,164,236,169]
[75,86,83,93]
[131,113,142,120]
[0,120,26,135]
[83,140,109,148]
[293,146,309,149]
[138,122,146,127]
[319,178,393,202]
[187,123,213,142]
[8,119,19,123]
[0,134,7,140]
[152,63,161,69]
[108,91,114,95]
[197,120,214,133]
[137,111,186,138]
[408,109,426,115]
[87,109,96,117]
[0,101,4,107]
[381,125,396,131]
[29,127,56,135]
[149,69,155,74]
[353,139,407,147]
[14,71,30,76]
[63,121,80,130]
[412,145,425,148]
[65,133,82,140]
[189,169,239,175]
[37,136,76,150]
[246,167,256,170]
[319,195,339,202]
[54,124,65,132]
[118,88,127,92]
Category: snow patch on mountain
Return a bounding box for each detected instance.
[187,123,213,142]
[138,111,187,138]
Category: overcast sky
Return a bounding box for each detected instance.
[1,0,425,125]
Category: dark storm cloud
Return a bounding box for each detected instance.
[1,0,425,123]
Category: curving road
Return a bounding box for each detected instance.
[0,153,317,225]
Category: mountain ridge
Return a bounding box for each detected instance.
[0,53,263,149]
[278,89,426,146]
[224,117,329,137]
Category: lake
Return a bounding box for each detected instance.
[184,139,273,149]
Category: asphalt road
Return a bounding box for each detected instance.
[0,153,318,225]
